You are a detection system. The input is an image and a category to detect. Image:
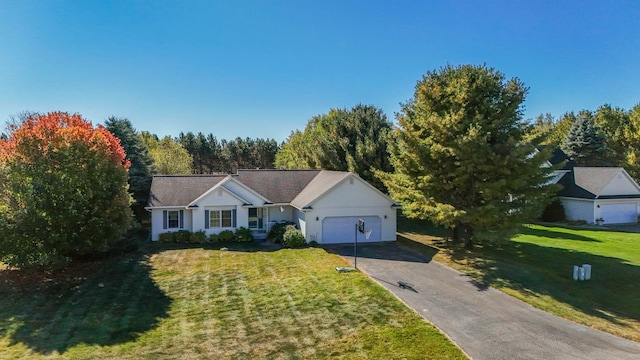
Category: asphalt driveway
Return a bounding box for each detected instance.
[324,242,640,360]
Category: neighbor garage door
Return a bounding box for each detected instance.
[322,216,381,244]
[600,203,637,224]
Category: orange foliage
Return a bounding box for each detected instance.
[0,112,130,170]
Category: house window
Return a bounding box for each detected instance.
[168,211,179,228]
[248,208,264,229]
[209,209,234,228]
[163,210,183,229]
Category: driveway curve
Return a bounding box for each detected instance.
[324,242,640,360]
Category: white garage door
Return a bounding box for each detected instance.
[600,203,637,224]
[322,216,381,244]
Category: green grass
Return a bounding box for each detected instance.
[398,218,640,343]
[0,242,466,359]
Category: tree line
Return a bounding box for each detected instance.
[2,63,639,268]
[527,104,640,179]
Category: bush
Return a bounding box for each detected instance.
[540,198,566,222]
[234,227,254,242]
[208,233,220,243]
[159,232,174,243]
[283,225,306,248]
[218,230,235,242]
[309,240,319,247]
[268,221,296,243]
[172,230,192,243]
[191,230,207,244]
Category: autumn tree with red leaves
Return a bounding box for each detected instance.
[0,112,132,268]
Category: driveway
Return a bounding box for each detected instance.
[324,242,640,360]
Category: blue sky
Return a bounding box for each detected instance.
[1,0,639,142]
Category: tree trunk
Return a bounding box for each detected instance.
[462,225,474,249]
[452,226,460,243]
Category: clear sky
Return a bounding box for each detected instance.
[1,0,639,142]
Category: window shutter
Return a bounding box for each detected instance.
[163,210,168,229]
[205,210,210,229]
[179,210,184,229]
[232,209,237,228]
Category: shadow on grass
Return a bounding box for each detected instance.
[0,246,171,355]
[520,226,601,242]
[463,241,640,328]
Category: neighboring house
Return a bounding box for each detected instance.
[549,150,640,224]
[146,169,400,243]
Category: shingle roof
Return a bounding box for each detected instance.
[147,175,227,207]
[291,171,351,209]
[234,169,321,204]
[558,167,639,199]
[549,149,574,170]
[147,169,395,209]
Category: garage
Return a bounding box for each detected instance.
[600,203,637,224]
[322,216,381,244]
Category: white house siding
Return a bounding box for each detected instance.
[223,181,268,206]
[268,205,293,223]
[600,172,640,196]
[190,187,245,237]
[560,198,595,224]
[304,178,396,244]
[293,209,307,240]
[150,208,193,241]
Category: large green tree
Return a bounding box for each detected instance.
[561,110,610,166]
[0,112,132,268]
[141,132,193,174]
[380,64,555,248]
[105,117,155,223]
[276,104,393,191]
[618,103,640,180]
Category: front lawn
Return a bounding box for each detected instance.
[0,242,466,359]
[398,218,640,342]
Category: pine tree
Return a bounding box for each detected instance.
[379,64,556,248]
[105,117,155,223]
[561,110,609,166]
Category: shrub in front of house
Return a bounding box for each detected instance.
[234,227,254,242]
[208,233,220,243]
[268,221,296,243]
[540,198,566,222]
[159,232,174,243]
[173,230,192,243]
[283,225,306,248]
[218,230,235,242]
[191,230,207,244]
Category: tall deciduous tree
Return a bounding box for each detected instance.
[0,112,132,268]
[141,132,193,175]
[620,103,640,180]
[276,104,393,191]
[561,110,610,166]
[104,117,155,223]
[379,64,555,248]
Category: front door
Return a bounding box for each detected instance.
[248,207,264,229]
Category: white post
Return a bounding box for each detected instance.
[573,265,579,280]
[582,264,591,280]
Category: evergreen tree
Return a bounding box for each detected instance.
[379,64,556,248]
[276,104,393,191]
[105,117,155,223]
[561,110,609,166]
